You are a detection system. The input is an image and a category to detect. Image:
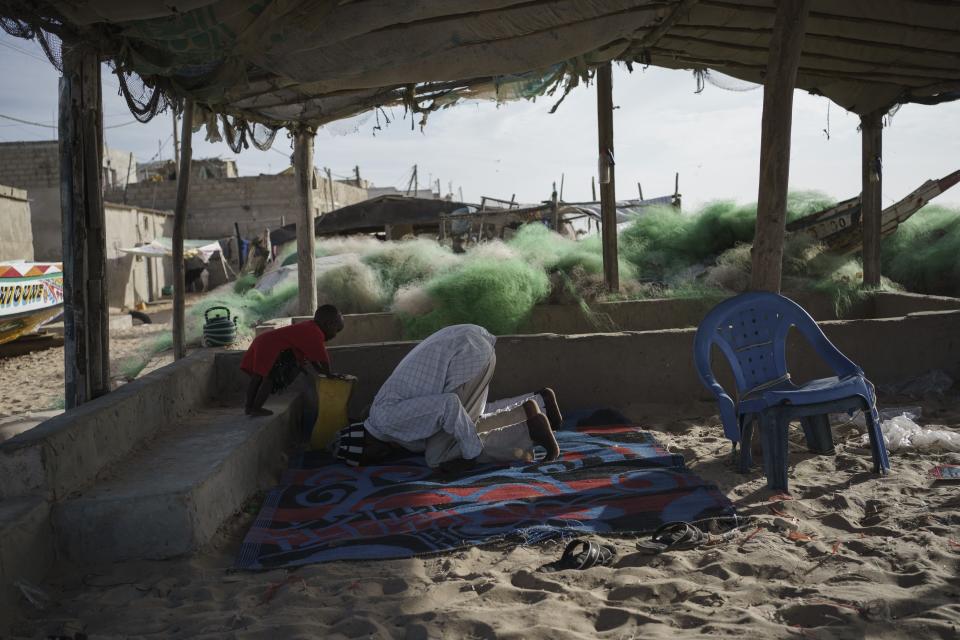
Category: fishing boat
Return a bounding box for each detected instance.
[0,262,64,345]
[787,169,960,254]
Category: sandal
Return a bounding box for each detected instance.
[543,539,617,571]
[635,521,709,554]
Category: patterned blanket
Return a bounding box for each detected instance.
[237,424,735,569]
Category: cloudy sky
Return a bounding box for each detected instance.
[2,32,958,210]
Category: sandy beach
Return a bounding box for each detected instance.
[0,322,172,418]
[9,392,959,639]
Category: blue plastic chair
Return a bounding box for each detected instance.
[693,292,889,491]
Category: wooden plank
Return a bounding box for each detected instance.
[750,0,810,292]
[172,99,194,360]
[597,62,619,292]
[58,44,109,408]
[295,129,318,315]
[861,110,883,287]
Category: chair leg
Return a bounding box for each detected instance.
[864,396,891,475]
[800,414,835,454]
[739,416,755,473]
[760,411,790,492]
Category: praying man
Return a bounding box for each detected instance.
[241,304,344,416]
[335,324,562,470]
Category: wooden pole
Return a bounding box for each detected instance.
[325,166,334,211]
[234,221,243,269]
[591,176,596,201]
[172,99,194,361]
[295,129,318,315]
[59,43,109,407]
[861,111,883,287]
[172,110,180,175]
[597,62,619,292]
[750,0,810,292]
[550,183,560,232]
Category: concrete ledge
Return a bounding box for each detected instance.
[262,291,957,347]
[52,395,301,563]
[0,495,54,633]
[0,350,217,500]
[871,291,960,317]
[218,309,960,416]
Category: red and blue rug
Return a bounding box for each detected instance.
[236,422,735,569]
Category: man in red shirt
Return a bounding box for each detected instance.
[241,304,344,416]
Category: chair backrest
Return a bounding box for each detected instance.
[694,292,859,401]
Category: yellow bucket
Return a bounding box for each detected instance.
[309,376,355,450]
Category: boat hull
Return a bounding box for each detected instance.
[0,262,64,345]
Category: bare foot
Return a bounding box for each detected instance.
[246,408,274,417]
[536,387,563,431]
[526,411,560,462]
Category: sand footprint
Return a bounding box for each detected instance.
[510,569,566,594]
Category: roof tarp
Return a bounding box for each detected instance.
[3,1,958,130]
[118,238,222,261]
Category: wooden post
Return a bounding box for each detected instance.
[591,176,596,201]
[325,167,334,211]
[172,99,194,361]
[172,110,180,175]
[295,129,318,315]
[550,182,560,231]
[234,221,243,269]
[597,62,619,292]
[59,43,109,407]
[750,0,810,292]
[861,111,883,287]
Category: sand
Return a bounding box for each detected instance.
[0,321,171,424]
[8,391,959,639]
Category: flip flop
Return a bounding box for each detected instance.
[544,539,617,571]
[635,521,708,554]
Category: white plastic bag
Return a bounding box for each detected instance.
[861,413,960,452]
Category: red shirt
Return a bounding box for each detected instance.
[240,321,330,377]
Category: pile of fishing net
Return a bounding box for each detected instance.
[130,195,957,369]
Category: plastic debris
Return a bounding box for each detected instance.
[832,406,922,428]
[862,413,960,452]
[930,465,960,481]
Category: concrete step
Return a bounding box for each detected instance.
[0,495,54,633]
[0,351,218,501]
[52,395,301,564]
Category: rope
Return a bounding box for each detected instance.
[0,111,139,130]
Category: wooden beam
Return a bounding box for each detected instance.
[750,0,810,292]
[861,110,883,287]
[59,43,109,408]
[295,129,318,315]
[172,99,194,360]
[597,62,619,292]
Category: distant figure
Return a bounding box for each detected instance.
[336,324,562,471]
[241,305,344,416]
[184,256,207,292]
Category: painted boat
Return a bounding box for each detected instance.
[0,262,64,345]
[787,169,960,254]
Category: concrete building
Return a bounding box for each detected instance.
[366,185,438,200]
[112,168,369,239]
[103,203,173,309]
[0,184,34,262]
[0,142,172,308]
[137,157,238,182]
[0,141,138,260]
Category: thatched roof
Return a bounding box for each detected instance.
[2,0,958,135]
